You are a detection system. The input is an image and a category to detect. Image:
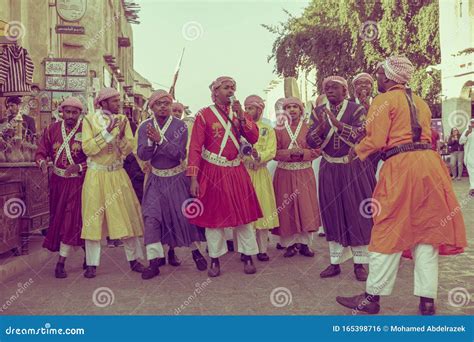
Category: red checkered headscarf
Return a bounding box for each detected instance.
[352,72,374,85]
[149,90,173,109]
[58,97,83,113]
[209,76,235,102]
[244,95,265,111]
[322,76,349,92]
[95,88,120,108]
[172,102,185,112]
[282,97,304,114]
[377,56,414,84]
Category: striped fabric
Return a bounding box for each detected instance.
[0,45,34,95]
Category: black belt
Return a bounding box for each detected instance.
[381,142,432,161]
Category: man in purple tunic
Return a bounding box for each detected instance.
[306,76,376,282]
[137,90,207,279]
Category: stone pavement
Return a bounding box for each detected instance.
[0,180,472,316]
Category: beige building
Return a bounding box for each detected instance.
[0,0,152,129]
[439,0,474,135]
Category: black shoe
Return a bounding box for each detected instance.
[354,264,368,281]
[320,264,341,278]
[336,293,380,314]
[419,298,436,315]
[242,255,256,274]
[157,257,166,267]
[299,244,315,257]
[130,260,146,273]
[142,258,160,280]
[114,239,124,247]
[168,249,181,267]
[276,243,284,250]
[257,253,270,261]
[192,249,207,271]
[55,262,67,279]
[106,238,115,248]
[227,240,234,252]
[283,245,297,258]
[240,253,246,262]
[84,266,96,278]
[208,258,220,277]
[318,232,326,237]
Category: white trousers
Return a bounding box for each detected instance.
[279,232,312,248]
[145,241,201,260]
[329,241,369,264]
[59,242,76,258]
[366,244,439,298]
[205,224,258,258]
[85,237,144,266]
[467,164,474,189]
[255,229,269,253]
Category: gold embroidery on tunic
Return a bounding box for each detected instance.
[212,122,223,138]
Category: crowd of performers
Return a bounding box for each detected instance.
[35,55,467,315]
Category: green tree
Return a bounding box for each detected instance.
[265,0,441,115]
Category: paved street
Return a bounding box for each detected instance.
[0,180,472,316]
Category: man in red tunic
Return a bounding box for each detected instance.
[187,76,262,277]
[35,97,87,278]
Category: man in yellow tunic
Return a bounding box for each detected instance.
[336,56,467,315]
[81,88,145,278]
[243,95,279,261]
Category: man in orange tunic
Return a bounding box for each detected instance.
[336,56,467,315]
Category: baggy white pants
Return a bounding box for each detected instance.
[85,237,144,266]
[205,224,258,258]
[329,241,369,264]
[59,242,78,258]
[255,229,269,253]
[145,241,201,260]
[366,244,439,298]
[279,232,312,248]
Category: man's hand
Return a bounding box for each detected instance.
[117,118,126,139]
[146,123,161,143]
[251,148,260,161]
[106,116,119,133]
[290,148,304,160]
[466,126,473,137]
[324,108,343,130]
[190,176,200,198]
[39,160,48,175]
[232,100,244,119]
[347,147,357,162]
[64,164,81,176]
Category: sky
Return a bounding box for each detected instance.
[133,0,310,112]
